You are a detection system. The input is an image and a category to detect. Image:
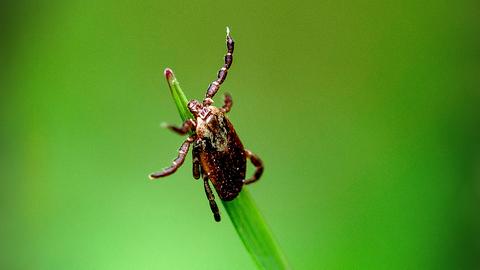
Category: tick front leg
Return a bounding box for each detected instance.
[221,93,233,113]
[243,149,264,185]
[203,176,221,222]
[149,136,195,179]
[204,27,235,102]
[163,119,196,135]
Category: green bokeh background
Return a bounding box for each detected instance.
[2,1,479,269]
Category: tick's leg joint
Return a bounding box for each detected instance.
[149,136,195,179]
[243,149,264,185]
[203,98,214,106]
[203,176,221,222]
[204,28,235,100]
[221,93,233,113]
[192,143,201,180]
[163,119,196,135]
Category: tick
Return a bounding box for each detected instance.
[149,28,264,222]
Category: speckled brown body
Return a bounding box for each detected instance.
[195,107,246,201]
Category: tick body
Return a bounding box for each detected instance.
[149,28,264,222]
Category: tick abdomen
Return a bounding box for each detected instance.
[196,109,246,200]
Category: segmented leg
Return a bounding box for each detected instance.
[204,27,235,101]
[203,176,221,222]
[163,119,196,135]
[221,93,233,113]
[192,143,201,179]
[243,149,264,185]
[149,136,195,179]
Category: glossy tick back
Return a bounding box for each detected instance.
[149,28,264,222]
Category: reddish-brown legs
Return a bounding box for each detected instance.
[244,149,264,185]
[163,119,196,135]
[192,143,201,179]
[221,93,233,113]
[203,176,221,222]
[204,27,234,103]
[149,136,195,179]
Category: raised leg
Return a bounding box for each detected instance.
[149,136,195,179]
[203,176,221,222]
[204,27,235,102]
[192,143,201,179]
[221,93,233,113]
[243,149,264,185]
[163,119,196,135]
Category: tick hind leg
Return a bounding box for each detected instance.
[243,149,264,185]
[203,176,221,222]
[192,143,201,179]
[149,136,195,179]
[204,27,235,104]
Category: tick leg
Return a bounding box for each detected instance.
[149,136,195,179]
[203,176,221,222]
[243,149,264,185]
[163,119,196,136]
[204,27,235,102]
[221,93,233,113]
[192,143,201,180]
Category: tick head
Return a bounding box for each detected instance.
[188,99,211,120]
[188,99,203,116]
[189,99,212,120]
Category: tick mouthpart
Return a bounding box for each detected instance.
[188,100,203,115]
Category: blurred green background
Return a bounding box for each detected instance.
[1,1,479,269]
